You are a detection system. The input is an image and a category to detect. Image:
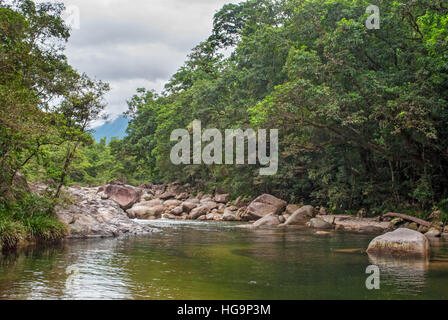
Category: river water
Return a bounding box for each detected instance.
[1,219,447,300]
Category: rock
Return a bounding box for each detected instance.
[244,194,287,220]
[236,207,249,221]
[425,228,441,238]
[357,208,367,218]
[189,206,210,220]
[251,213,281,228]
[104,183,142,210]
[142,193,153,201]
[215,194,230,203]
[170,206,184,216]
[163,199,182,208]
[418,225,430,233]
[319,215,391,233]
[195,192,204,200]
[358,225,385,234]
[390,217,404,227]
[127,204,164,219]
[223,208,239,221]
[278,215,286,223]
[280,205,314,226]
[99,192,109,200]
[319,207,328,216]
[406,222,419,231]
[138,183,153,190]
[366,228,430,258]
[175,193,189,200]
[286,204,301,215]
[316,231,331,235]
[182,201,198,213]
[200,201,219,210]
[201,194,213,201]
[234,196,243,206]
[308,218,333,230]
[145,199,164,207]
[162,213,177,220]
[152,184,166,196]
[159,192,176,200]
[428,210,441,222]
[54,186,155,238]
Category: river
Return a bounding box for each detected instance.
[1,219,448,300]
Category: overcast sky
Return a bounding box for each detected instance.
[51,0,239,127]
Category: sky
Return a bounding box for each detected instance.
[49,0,240,127]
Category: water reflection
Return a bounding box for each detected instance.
[367,254,428,295]
[0,221,447,300]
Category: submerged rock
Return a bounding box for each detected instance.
[366,228,430,258]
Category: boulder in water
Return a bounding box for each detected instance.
[366,228,430,258]
[308,218,333,230]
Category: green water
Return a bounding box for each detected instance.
[1,220,448,300]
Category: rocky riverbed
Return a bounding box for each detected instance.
[31,181,447,258]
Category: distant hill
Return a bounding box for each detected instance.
[92,116,129,143]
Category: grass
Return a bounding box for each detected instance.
[0,193,68,252]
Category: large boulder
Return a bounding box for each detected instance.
[170,206,184,216]
[104,183,142,210]
[163,199,182,208]
[200,201,219,210]
[244,194,287,220]
[182,201,198,213]
[127,204,164,219]
[215,194,230,203]
[222,208,239,221]
[189,206,210,220]
[159,192,176,200]
[366,228,430,258]
[280,205,314,226]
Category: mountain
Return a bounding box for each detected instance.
[91,116,129,143]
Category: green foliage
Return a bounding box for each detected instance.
[0,1,107,249]
[0,194,67,251]
[111,0,448,213]
[438,199,448,224]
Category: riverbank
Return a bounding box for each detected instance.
[3,180,447,256]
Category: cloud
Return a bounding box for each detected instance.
[50,0,240,126]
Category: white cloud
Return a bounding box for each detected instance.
[51,0,240,126]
